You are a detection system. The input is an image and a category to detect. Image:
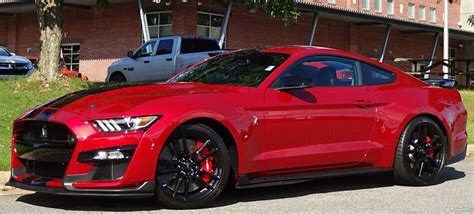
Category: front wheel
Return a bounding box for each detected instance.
[155,124,230,209]
[394,117,447,186]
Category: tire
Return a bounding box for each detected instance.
[154,124,231,209]
[394,116,448,186]
[109,72,126,82]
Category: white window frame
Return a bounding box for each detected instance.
[418,5,425,21]
[327,0,336,4]
[197,11,224,40]
[429,7,436,23]
[387,0,394,15]
[375,0,382,12]
[407,3,415,19]
[361,0,370,10]
[146,11,172,39]
[61,43,80,71]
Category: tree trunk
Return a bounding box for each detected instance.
[35,0,63,81]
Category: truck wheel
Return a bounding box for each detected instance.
[109,72,126,82]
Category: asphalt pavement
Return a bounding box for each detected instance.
[0,159,472,213]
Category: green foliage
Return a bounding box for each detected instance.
[215,0,301,25]
[96,0,110,8]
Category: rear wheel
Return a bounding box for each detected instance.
[394,117,447,186]
[155,124,230,209]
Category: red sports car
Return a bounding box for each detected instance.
[8,46,468,208]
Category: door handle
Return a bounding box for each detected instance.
[352,100,371,108]
[144,60,150,63]
[166,58,172,61]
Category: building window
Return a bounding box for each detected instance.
[146,11,172,39]
[418,5,425,21]
[387,0,394,15]
[449,48,456,59]
[407,3,415,19]
[327,0,336,4]
[61,43,80,71]
[429,8,436,23]
[361,0,370,10]
[197,11,224,40]
[375,0,382,12]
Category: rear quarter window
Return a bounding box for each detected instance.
[181,39,220,54]
[361,62,396,85]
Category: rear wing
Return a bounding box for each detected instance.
[421,79,457,88]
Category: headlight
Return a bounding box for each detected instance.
[92,116,160,133]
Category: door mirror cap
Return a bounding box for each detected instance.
[127,51,134,58]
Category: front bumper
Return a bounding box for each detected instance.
[10,109,165,196]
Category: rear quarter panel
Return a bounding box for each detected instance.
[367,81,467,168]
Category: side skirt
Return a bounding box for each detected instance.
[235,167,392,189]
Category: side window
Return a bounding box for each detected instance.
[181,39,220,54]
[275,56,359,88]
[156,39,173,55]
[361,63,395,85]
[135,41,156,58]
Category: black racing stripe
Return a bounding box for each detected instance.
[50,83,152,109]
[31,177,53,186]
[24,108,44,119]
[36,109,58,121]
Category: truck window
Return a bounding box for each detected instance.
[181,39,220,54]
[135,40,156,58]
[156,39,173,55]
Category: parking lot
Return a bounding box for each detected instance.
[0,159,472,213]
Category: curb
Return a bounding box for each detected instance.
[0,145,472,196]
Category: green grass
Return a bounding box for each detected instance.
[460,89,474,145]
[0,79,473,171]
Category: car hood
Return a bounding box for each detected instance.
[43,83,242,119]
[0,55,31,64]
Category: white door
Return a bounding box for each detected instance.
[132,40,158,82]
[148,39,176,81]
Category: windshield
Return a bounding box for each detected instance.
[0,48,10,57]
[171,50,290,87]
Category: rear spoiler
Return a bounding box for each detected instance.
[421,78,457,88]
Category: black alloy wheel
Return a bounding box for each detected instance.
[394,117,447,186]
[155,124,230,209]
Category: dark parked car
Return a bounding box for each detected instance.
[0,46,35,79]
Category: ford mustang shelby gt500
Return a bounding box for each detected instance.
[8,46,468,208]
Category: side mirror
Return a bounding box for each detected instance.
[10,52,16,56]
[127,51,134,58]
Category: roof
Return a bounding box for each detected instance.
[296,1,474,41]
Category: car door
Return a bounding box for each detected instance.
[149,38,176,81]
[132,40,158,82]
[262,55,376,172]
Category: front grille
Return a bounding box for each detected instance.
[14,121,76,179]
[0,63,29,75]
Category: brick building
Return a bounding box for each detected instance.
[0,0,473,81]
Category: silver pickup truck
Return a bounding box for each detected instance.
[106,36,224,82]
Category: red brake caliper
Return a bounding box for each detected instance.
[196,140,214,183]
[425,136,435,158]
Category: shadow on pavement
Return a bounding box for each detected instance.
[15,167,465,211]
